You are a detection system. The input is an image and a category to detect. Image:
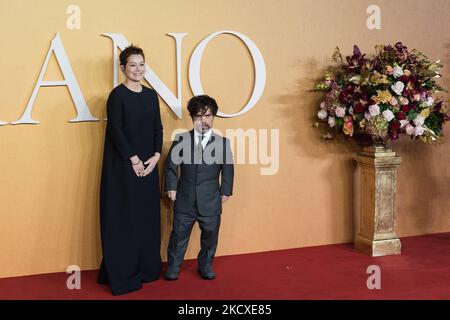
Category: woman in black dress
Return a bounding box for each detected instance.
[97,45,163,295]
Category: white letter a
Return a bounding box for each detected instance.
[12,33,98,125]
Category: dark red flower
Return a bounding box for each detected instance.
[389,128,399,141]
[391,120,401,130]
[401,105,410,113]
[399,75,409,83]
[338,91,348,103]
[354,103,364,113]
[396,112,406,120]
[434,101,442,112]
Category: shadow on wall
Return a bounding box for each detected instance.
[159,108,183,262]
[272,56,359,244]
[392,41,450,236]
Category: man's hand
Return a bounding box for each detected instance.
[221,195,230,203]
[167,190,177,201]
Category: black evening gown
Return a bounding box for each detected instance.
[97,84,163,295]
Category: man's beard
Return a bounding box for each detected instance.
[200,123,210,133]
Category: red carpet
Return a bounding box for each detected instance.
[1,232,450,300]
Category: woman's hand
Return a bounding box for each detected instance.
[130,155,145,177]
[142,153,161,177]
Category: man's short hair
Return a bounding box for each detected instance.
[187,95,219,117]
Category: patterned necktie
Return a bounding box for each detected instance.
[195,134,204,164]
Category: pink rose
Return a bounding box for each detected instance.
[335,106,346,118]
[368,104,380,116]
[399,97,409,105]
[390,97,398,106]
[400,120,409,128]
[406,124,415,135]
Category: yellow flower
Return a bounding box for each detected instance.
[420,108,431,118]
[359,119,367,129]
[371,90,393,104]
[370,72,390,85]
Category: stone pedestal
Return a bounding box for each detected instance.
[354,145,402,256]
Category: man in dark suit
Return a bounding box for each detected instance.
[164,95,234,280]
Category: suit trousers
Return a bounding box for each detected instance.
[167,200,221,272]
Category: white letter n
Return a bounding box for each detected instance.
[102,32,188,119]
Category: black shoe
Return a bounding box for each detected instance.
[164,270,179,281]
[197,268,216,280]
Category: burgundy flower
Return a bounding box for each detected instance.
[434,101,443,112]
[354,103,364,114]
[338,91,348,103]
[399,75,409,83]
[391,120,401,130]
[394,42,408,52]
[346,45,367,70]
[396,112,406,120]
[345,85,355,95]
[389,128,399,141]
[401,105,410,113]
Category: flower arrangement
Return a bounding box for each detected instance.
[315,42,449,144]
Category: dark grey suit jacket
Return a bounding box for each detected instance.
[164,129,234,216]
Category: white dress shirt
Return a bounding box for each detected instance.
[194,128,212,150]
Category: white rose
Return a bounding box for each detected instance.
[426,97,434,107]
[405,124,415,135]
[320,101,326,109]
[328,116,336,127]
[317,109,328,120]
[391,81,405,95]
[414,126,425,136]
[382,109,395,122]
[364,111,372,120]
[414,115,425,127]
[368,104,380,117]
[400,120,409,128]
[393,66,404,78]
[335,106,346,118]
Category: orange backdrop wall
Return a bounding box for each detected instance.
[1,0,449,278]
